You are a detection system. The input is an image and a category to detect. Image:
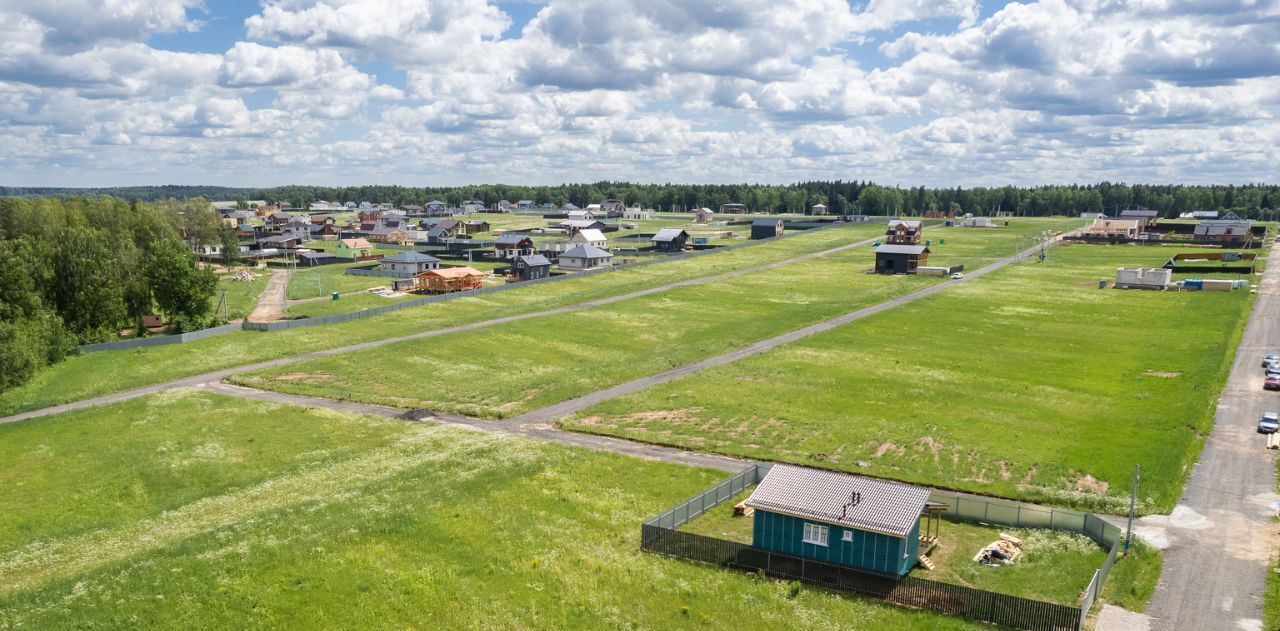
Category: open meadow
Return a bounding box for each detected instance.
[0,223,892,417]
[231,219,1080,419]
[562,243,1256,514]
[0,391,981,630]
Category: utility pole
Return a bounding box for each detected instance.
[1125,464,1140,555]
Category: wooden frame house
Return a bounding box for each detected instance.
[411,267,485,294]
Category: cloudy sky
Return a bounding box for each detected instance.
[1,0,1277,188]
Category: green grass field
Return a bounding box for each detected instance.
[0,392,981,630]
[563,244,1256,514]
[0,223,896,416]
[286,262,393,300]
[232,220,1079,419]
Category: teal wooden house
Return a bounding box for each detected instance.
[745,465,931,577]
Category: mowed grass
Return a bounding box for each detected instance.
[286,261,394,300]
[679,489,1159,609]
[564,243,1256,514]
[231,220,1076,419]
[0,223,892,416]
[0,392,980,630]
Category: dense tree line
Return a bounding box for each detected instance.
[0,197,220,391]
[5,182,1279,218]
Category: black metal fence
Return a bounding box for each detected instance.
[641,525,1081,631]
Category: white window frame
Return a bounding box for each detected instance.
[802,522,829,547]
[842,530,853,542]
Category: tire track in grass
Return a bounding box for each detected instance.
[0,228,885,428]
[0,425,537,596]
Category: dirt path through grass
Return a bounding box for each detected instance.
[247,268,292,322]
[0,230,884,427]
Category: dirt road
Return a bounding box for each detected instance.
[247,268,291,323]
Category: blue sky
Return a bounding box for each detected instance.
[1,0,1277,188]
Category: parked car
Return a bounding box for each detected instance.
[1266,361,1280,374]
[1265,376,1280,391]
[1259,412,1279,434]
[1265,354,1280,367]
[951,272,965,280]
[1267,366,1280,379]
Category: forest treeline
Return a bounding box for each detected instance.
[4,182,1279,217]
[0,196,228,391]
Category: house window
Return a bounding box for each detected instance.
[802,523,829,547]
[842,531,853,542]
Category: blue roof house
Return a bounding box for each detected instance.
[745,465,930,577]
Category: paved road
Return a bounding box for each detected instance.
[0,230,881,427]
[248,269,292,322]
[1137,241,1280,631]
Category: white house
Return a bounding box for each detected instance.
[623,207,652,220]
[558,244,613,270]
[570,228,607,249]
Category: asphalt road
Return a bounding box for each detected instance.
[1137,241,1280,630]
[0,229,883,427]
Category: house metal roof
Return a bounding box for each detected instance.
[1119,210,1159,217]
[560,244,612,259]
[341,238,372,248]
[299,251,336,260]
[496,233,533,245]
[573,228,606,242]
[561,219,603,228]
[652,228,687,242]
[745,464,930,538]
[875,244,929,255]
[382,252,441,264]
[517,254,551,266]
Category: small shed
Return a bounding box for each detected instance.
[875,244,930,274]
[693,208,714,223]
[651,228,689,252]
[808,203,828,216]
[721,203,748,214]
[745,464,930,577]
[514,254,552,281]
[558,244,613,270]
[412,267,485,294]
[751,219,785,240]
[495,234,536,259]
[380,251,441,275]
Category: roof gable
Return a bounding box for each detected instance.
[745,465,930,538]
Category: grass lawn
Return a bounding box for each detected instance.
[231,220,1078,419]
[0,392,981,630]
[563,244,1256,515]
[0,222,898,416]
[286,262,392,300]
[212,269,269,320]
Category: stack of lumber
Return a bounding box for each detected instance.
[1268,433,1280,450]
[733,501,754,517]
[973,533,1023,565]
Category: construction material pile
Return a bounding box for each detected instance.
[230,270,256,281]
[973,533,1023,566]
